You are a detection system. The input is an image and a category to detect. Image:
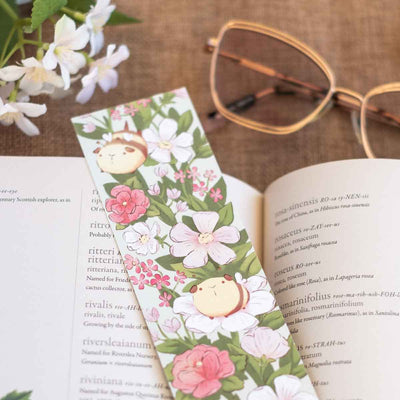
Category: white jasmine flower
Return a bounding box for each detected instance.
[76,44,130,104]
[0,98,46,136]
[143,118,193,163]
[248,375,317,400]
[43,15,89,90]
[167,188,181,200]
[123,221,160,255]
[0,57,64,95]
[86,0,116,56]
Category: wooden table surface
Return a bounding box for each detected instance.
[1,0,399,191]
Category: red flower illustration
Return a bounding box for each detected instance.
[172,345,235,398]
[105,185,150,225]
[150,273,170,289]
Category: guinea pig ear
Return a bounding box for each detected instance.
[93,147,101,154]
[124,121,129,131]
[125,146,135,153]
[224,274,233,281]
[190,285,198,293]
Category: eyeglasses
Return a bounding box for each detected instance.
[205,20,400,159]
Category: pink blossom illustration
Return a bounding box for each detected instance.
[174,270,187,284]
[83,122,96,133]
[193,181,208,197]
[150,273,171,289]
[148,183,161,196]
[209,188,223,203]
[172,88,189,98]
[110,108,121,120]
[162,317,181,333]
[144,307,160,322]
[124,254,140,273]
[159,292,172,307]
[154,165,168,177]
[167,188,181,200]
[141,259,158,277]
[105,185,150,225]
[172,345,235,398]
[130,273,149,290]
[137,98,151,107]
[174,170,186,183]
[176,200,188,213]
[241,327,290,359]
[124,104,138,116]
[204,170,217,181]
[187,166,200,180]
[170,211,240,268]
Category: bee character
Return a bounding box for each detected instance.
[93,121,148,174]
[190,274,249,318]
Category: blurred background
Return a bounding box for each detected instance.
[1,0,399,191]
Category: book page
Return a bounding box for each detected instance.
[0,157,262,399]
[264,159,400,400]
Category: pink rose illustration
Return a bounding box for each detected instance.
[172,344,235,398]
[105,185,150,225]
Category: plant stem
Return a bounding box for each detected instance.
[0,0,18,20]
[17,28,25,58]
[0,23,16,64]
[156,322,169,339]
[0,42,20,68]
[60,6,86,22]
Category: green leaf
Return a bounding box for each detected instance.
[111,170,147,190]
[182,215,197,231]
[156,254,179,271]
[226,343,247,357]
[0,1,18,58]
[160,92,175,105]
[231,354,246,372]
[193,127,203,149]
[197,335,212,345]
[150,198,177,226]
[186,194,208,211]
[143,157,159,167]
[221,375,244,392]
[107,10,141,25]
[66,0,92,11]
[168,108,180,121]
[1,391,32,400]
[74,123,109,140]
[291,364,307,378]
[31,0,67,30]
[115,223,127,230]
[238,252,262,277]
[258,310,285,330]
[245,356,265,386]
[103,182,118,196]
[215,203,234,230]
[177,110,193,134]
[146,203,160,217]
[164,362,174,381]
[267,363,291,386]
[205,177,227,208]
[196,144,213,159]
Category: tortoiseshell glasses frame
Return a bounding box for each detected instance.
[206,20,400,158]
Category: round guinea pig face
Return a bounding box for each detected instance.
[97,136,147,174]
[191,275,249,318]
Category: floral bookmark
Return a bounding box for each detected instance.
[72,88,318,400]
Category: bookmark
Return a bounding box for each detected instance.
[72,88,318,400]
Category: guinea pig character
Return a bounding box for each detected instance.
[93,122,148,174]
[190,275,249,318]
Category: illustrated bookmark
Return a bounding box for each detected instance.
[72,88,318,400]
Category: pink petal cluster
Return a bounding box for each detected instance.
[150,273,171,289]
[172,345,235,398]
[163,317,181,333]
[209,188,223,203]
[144,307,160,322]
[105,185,150,225]
[159,292,172,307]
[124,254,140,272]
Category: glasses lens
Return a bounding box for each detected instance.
[214,28,331,127]
[362,91,400,158]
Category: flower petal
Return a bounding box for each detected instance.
[98,68,118,92]
[13,102,46,117]
[89,30,104,56]
[0,65,26,81]
[192,212,219,234]
[183,247,208,269]
[172,132,193,147]
[171,241,196,258]
[240,332,262,358]
[76,82,96,104]
[192,379,222,398]
[173,295,198,316]
[170,223,198,243]
[142,128,160,143]
[171,146,192,163]
[148,238,159,254]
[42,44,58,70]
[150,147,171,163]
[158,118,177,141]
[275,375,302,399]
[248,386,278,400]
[123,230,140,243]
[207,241,236,265]
[245,290,276,316]
[221,311,258,332]
[108,44,130,68]
[15,115,39,136]
[243,275,267,292]
[213,226,240,244]
[133,222,151,236]
[186,314,221,334]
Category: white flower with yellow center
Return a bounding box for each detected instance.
[143,118,193,163]
[123,221,160,255]
[42,15,89,90]
[76,44,130,104]
[0,57,64,96]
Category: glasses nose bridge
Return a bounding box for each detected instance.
[334,87,364,104]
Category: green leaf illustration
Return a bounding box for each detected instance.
[205,177,227,208]
[0,1,18,58]
[143,157,159,167]
[164,361,174,381]
[1,391,32,400]
[221,375,244,392]
[238,252,261,277]
[157,339,191,354]
[215,203,234,230]
[150,198,177,226]
[196,144,213,159]
[258,310,285,330]
[291,364,307,378]
[31,0,67,30]
[177,110,193,134]
[66,0,92,11]
[186,194,208,211]
[103,182,119,196]
[267,362,291,386]
[111,170,148,190]
[168,108,180,122]
[182,215,197,231]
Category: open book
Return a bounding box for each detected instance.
[1,156,399,399]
